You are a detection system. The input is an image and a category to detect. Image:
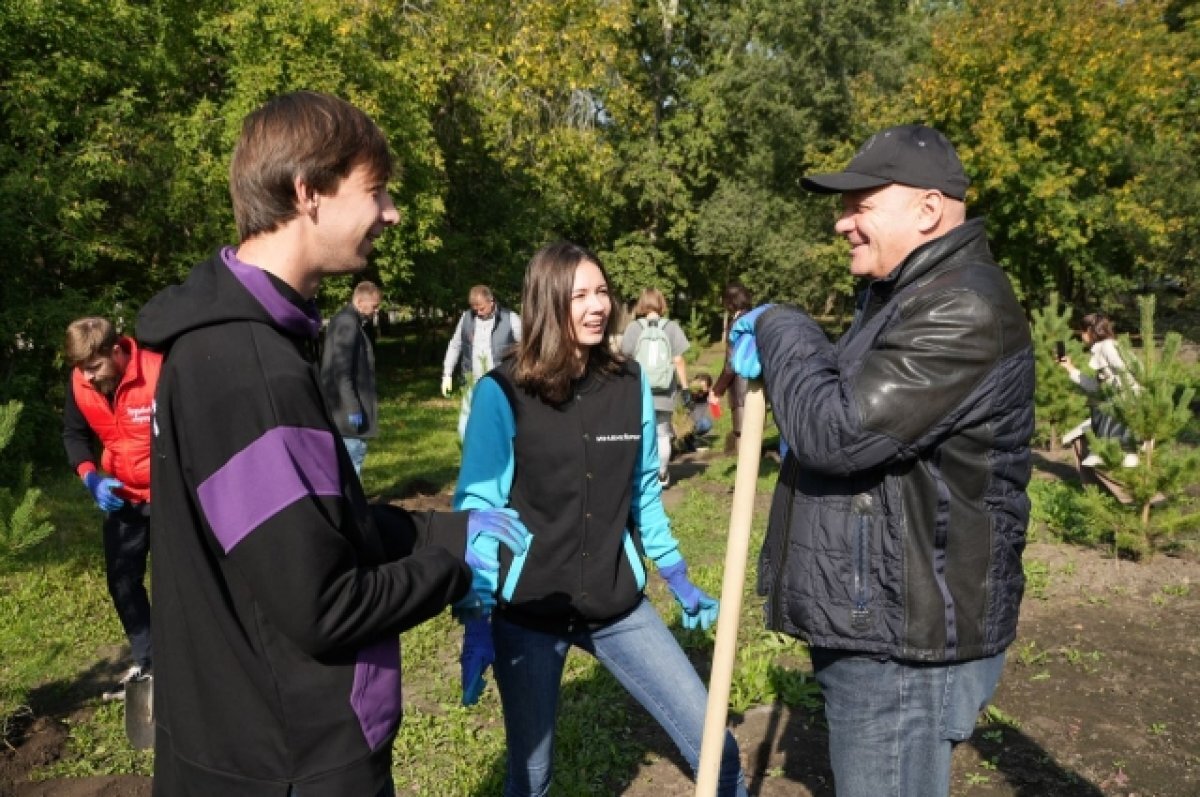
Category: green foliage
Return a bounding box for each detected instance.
[909,0,1200,305]
[600,232,683,305]
[622,0,924,316]
[1074,484,1154,559]
[5,0,1196,482]
[1099,295,1200,544]
[1028,478,1093,545]
[1022,557,1050,600]
[0,475,121,728]
[1075,296,1200,555]
[680,307,710,365]
[0,401,53,563]
[1030,293,1089,447]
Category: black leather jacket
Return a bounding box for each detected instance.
[757,218,1034,662]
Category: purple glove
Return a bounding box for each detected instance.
[454,508,531,617]
[83,472,125,512]
[460,616,494,706]
[659,560,720,631]
[466,507,530,569]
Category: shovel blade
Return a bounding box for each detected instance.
[124,675,154,750]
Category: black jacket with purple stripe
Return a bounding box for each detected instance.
[136,248,471,797]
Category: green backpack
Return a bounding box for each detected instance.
[634,319,675,391]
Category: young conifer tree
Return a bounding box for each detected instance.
[1031,293,1088,449]
[0,401,53,565]
[1086,296,1200,554]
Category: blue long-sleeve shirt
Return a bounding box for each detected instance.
[454,360,684,631]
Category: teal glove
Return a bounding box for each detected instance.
[83,472,125,512]
[460,616,494,706]
[659,560,720,631]
[728,304,774,380]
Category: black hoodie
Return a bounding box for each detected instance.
[137,248,470,797]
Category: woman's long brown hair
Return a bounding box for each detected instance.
[513,241,624,403]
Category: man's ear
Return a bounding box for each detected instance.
[294,175,319,216]
[915,190,945,234]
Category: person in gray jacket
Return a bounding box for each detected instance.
[728,124,1035,797]
[321,280,382,475]
[441,285,521,439]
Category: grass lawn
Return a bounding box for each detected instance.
[1,335,815,793]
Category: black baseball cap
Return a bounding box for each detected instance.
[801,124,969,200]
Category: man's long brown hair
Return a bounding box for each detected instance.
[513,241,624,404]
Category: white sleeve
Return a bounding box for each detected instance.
[442,314,465,378]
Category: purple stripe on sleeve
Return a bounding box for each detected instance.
[351,637,402,751]
[198,426,342,554]
[221,247,322,339]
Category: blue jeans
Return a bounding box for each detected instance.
[492,598,747,797]
[812,648,1006,797]
[342,436,369,476]
[102,502,152,668]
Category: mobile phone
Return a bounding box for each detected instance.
[1055,341,1067,361]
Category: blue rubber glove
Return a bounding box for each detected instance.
[659,560,720,631]
[453,508,531,617]
[460,616,494,706]
[83,472,125,512]
[728,304,774,380]
[347,412,363,431]
[466,507,530,568]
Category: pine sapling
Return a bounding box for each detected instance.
[0,401,54,565]
[1031,293,1088,449]
[1087,296,1200,555]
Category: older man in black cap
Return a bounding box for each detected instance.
[727,124,1035,797]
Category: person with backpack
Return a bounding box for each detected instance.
[620,287,690,488]
[453,241,747,797]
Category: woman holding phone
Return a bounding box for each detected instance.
[1058,312,1138,467]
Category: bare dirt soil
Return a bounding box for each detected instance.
[4,450,1197,797]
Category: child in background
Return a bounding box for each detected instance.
[686,373,718,449]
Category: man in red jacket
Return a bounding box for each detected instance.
[62,316,161,699]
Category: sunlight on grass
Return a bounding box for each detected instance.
[4,336,811,789]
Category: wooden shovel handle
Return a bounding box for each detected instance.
[695,381,767,796]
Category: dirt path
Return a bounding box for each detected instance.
[5,454,1197,796]
[618,539,1200,797]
